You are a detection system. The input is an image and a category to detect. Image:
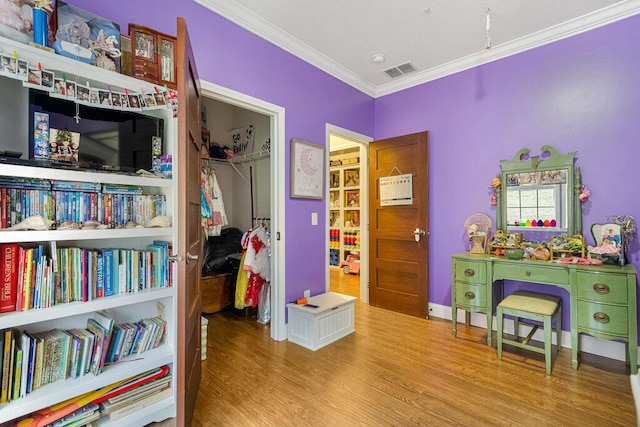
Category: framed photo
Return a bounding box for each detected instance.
[41,70,54,91]
[589,223,625,266]
[17,59,28,81]
[128,93,141,109]
[77,85,90,103]
[344,170,359,187]
[345,190,360,207]
[0,55,17,76]
[290,138,324,199]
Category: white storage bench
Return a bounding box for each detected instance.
[287,292,356,351]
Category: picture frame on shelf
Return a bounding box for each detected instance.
[344,170,359,187]
[290,138,325,199]
[589,223,625,266]
[345,190,359,207]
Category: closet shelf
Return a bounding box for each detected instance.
[205,149,270,165]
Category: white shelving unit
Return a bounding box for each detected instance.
[0,35,178,426]
[329,150,361,269]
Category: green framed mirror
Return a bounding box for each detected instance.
[496,145,582,237]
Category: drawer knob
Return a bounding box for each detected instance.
[464,268,475,277]
[593,283,610,294]
[464,291,475,300]
[525,271,531,277]
[593,312,610,323]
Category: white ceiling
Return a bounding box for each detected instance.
[197,0,640,97]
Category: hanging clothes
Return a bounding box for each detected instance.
[201,166,228,237]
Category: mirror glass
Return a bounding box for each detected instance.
[498,145,581,238]
[505,169,568,232]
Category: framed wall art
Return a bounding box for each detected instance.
[290,138,325,199]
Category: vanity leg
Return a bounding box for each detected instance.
[452,306,457,337]
[465,310,471,326]
[487,312,493,347]
[629,340,638,374]
[571,333,579,369]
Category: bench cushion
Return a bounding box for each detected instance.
[498,290,560,316]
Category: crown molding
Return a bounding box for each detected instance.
[194,0,378,97]
[374,1,640,97]
[195,0,640,99]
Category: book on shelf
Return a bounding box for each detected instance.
[0,243,20,313]
[11,328,24,402]
[103,385,172,422]
[51,180,101,192]
[19,330,31,399]
[86,311,114,376]
[101,184,144,195]
[1,328,14,403]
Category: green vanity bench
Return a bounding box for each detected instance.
[451,251,638,373]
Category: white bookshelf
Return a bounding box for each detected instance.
[0,34,178,425]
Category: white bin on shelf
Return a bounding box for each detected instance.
[287,292,356,351]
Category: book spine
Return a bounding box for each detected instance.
[96,250,104,298]
[0,244,19,313]
[103,249,113,297]
[1,329,12,403]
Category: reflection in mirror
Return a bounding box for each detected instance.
[505,168,568,232]
[498,145,581,239]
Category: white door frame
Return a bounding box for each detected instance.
[325,124,372,303]
[200,80,287,341]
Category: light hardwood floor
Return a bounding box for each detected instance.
[329,266,360,297]
[191,301,636,426]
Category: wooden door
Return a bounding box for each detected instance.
[369,132,429,318]
[176,16,202,426]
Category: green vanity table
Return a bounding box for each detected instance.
[451,251,638,373]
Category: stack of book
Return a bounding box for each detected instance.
[15,365,171,426]
[0,179,167,229]
[0,240,172,314]
[0,312,167,404]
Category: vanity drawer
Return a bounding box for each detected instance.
[454,261,486,284]
[455,282,487,309]
[577,271,628,305]
[493,263,568,285]
[577,301,628,336]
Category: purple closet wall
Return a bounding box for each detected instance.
[375,14,640,318]
[68,0,375,304]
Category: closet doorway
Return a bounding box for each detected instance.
[326,125,372,302]
[200,81,286,341]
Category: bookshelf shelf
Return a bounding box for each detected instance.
[0,288,173,330]
[328,149,362,268]
[0,227,173,244]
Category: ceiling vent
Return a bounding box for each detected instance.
[383,62,417,79]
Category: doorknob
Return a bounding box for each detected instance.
[187,252,199,263]
[414,228,426,242]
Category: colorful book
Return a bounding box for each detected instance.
[0,243,20,313]
[1,328,13,403]
[103,249,113,297]
[11,332,23,401]
[50,180,101,192]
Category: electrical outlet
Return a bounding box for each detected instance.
[304,290,310,299]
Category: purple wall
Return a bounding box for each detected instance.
[375,14,640,321]
[67,0,375,304]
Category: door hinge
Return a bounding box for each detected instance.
[276,231,281,240]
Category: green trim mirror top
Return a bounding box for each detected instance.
[497,145,582,236]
